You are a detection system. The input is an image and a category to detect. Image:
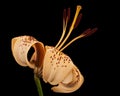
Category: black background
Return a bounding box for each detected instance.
[0,0,110,96]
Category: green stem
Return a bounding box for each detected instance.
[34,74,44,96]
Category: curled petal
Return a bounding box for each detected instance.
[42,46,73,84]
[42,46,84,93]
[11,36,45,69]
[51,66,84,93]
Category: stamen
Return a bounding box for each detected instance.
[81,27,98,37]
[57,5,82,50]
[67,8,70,22]
[74,13,82,29]
[60,28,98,51]
[63,9,66,22]
[55,8,70,48]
